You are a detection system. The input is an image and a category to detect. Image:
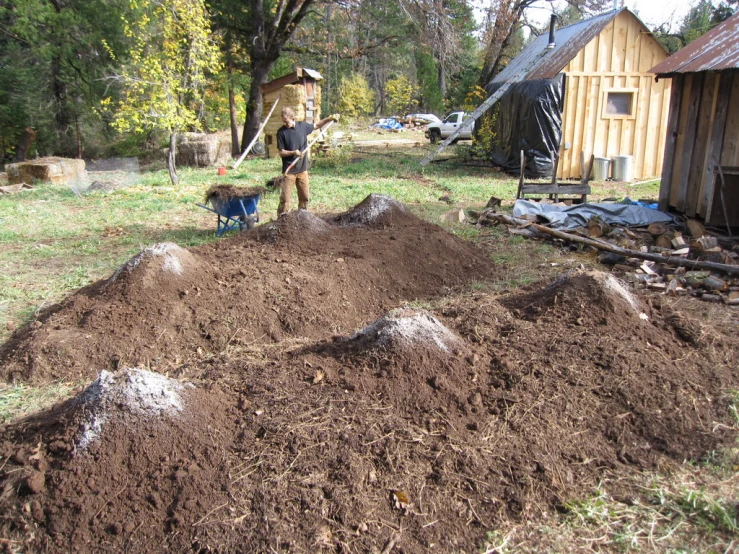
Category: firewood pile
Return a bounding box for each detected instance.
[472,208,739,305]
[397,115,433,128]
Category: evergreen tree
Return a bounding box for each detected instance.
[0,0,128,161]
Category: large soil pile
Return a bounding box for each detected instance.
[1,195,737,553]
[0,195,493,383]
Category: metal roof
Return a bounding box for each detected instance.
[489,8,654,87]
[650,12,739,75]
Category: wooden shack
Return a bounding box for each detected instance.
[488,8,671,180]
[651,12,739,229]
[259,67,323,157]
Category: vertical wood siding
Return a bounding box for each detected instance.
[659,70,738,225]
[558,12,670,180]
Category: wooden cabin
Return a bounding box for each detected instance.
[651,12,739,230]
[488,8,671,180]
[259,67,323,157]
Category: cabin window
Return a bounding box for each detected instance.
[602,90,637,119]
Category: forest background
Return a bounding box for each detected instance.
[0,0,736,167]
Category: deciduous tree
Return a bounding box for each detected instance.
[104,0,221,185]
[478,0,610,88]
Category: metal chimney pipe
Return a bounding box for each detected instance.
[613,0,619,10]
[546,15,557,49]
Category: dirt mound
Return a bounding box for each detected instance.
[73,368,193,450]
[347,307,462,353]
[106,242,203,288]
[0,369,237,553]
[0,269,737,552]
[332,193,410,227]
[501,270,649,324]
[253,208,334,243]
[0,196,494,383]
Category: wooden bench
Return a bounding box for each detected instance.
[516,151,591,203]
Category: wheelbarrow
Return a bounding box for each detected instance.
[197,191,261,236]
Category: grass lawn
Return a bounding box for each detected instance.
[5,140,734,553]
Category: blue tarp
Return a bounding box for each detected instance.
[512,199,677,230]
[372,118,403,130]
[620,197,659,210]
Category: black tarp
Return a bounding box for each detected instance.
[485,74,565,179]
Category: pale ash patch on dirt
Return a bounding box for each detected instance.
[338,194,407,226]
[291,210,332,232]
[106,243,191,284]
[352,308,459,352]
[604,274,649,321]
[74,368,192,451]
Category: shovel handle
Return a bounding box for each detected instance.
[284,120,336,175]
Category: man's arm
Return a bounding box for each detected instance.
[315,113,340,130]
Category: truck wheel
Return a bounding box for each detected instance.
[429,129,441,144]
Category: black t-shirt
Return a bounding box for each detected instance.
[277,121,314,174]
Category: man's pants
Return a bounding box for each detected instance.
[277,171,309,215]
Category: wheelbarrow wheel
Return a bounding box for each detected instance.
[242,216,256,230]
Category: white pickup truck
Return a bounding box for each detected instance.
[425,111,474,143]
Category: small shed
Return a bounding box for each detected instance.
[259,67,323,157]
[488,8,671,180]
[650,12,739,229]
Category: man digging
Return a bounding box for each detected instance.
[276,107,339,216]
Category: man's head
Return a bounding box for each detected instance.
[281,107,296,128]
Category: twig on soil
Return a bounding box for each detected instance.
[191,502,228,527]
[362,431,394,446]
[376,519,400,532]
[380,533,400,554]
[464,497,489,527]
[230,460,264,484]
[421,520,438,528]
[272,442,326,482]
[92,482,128,521]
[483,529,514,553]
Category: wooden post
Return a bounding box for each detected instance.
[516,150,525,199]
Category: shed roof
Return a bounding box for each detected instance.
[259,67,323,95]
[650,12,739,75]
[489,8,656,86]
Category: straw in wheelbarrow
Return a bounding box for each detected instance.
[204,184,266,203]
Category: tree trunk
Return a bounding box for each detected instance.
[226,41,241,157]
[478,1,530,88]
[14,127,37,162]
[75,115,83,159]
[229,84,240,157]
[324,3,333,111]
[438,57,447,98]
[168,132,179,186]
[240,64,271,152]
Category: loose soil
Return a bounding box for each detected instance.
[0,194,737,553]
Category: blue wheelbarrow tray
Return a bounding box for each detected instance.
[197,193,261,236]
